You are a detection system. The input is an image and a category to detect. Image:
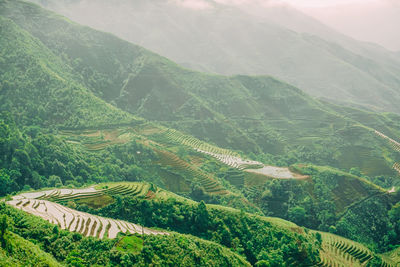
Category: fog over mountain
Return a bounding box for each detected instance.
[28,0,400,114]
[296,0,400,51]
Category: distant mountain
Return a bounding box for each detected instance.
[27,0,400,114]
[2,0,400,177]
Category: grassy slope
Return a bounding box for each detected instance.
[2,0,400,177]
[0,232,61,267]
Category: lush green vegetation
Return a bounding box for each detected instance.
[0,14,137,129]
[0,0,399,266]
[2,0,400,178]
[242,165,400,252]
[64,182,398,266]
[73,187,320,266]
[0,202,252,266]
[0,115,156,195]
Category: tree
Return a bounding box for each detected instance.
[48,175,63,187]
[288,206,306,225]
[0,169,13,196]
[0,215,8,248]
[194,201,209,233]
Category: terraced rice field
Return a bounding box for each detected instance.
[382,247,400,267]
[393,163,400,175]
[156,150,229,195]
[7,198,167,238]
[13,183,150,204]
[195,148,263,170]
[162,129,238,157]
[7,184,168,239]
[375,130,400,152]
[61,128,133,151]
[160,129,303,179]
[374,130,400,176]
[316,232,397,267]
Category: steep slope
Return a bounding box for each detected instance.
[0,232,61,267]
[0,202,250,266]
[2,0,400,178]
[26,0,400,114]
[0,15,137,128]
[13,182,398,266]
[4,184,320,266]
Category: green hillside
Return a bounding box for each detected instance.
[0,231,61,267]
[2,0,400,178]
[27,0,400,114]
[5,182,399,266]
[0,16,137,129]
[0,202,250,266]
[243,164,400,251]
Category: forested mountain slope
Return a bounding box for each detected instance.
[27,0,400,114]
[2,0,400,178]
[0,16,136,129]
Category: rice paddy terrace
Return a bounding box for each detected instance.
[316,232,398,267]
[155,149,229,195]
[59,126,250,199]
[154,128,306,180]
[7,183,169,239]
[383,247,400,267]
[374,130,400,175]
[60,128,134,151]
[5,183,399,267]
[59,125,308,199]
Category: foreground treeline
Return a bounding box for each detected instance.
[0,202,251,266]
[75,194,321,266]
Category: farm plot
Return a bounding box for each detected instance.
[160,129,237,156]
[195,148,263,170]
[382,247,400,267]
[156,150,229,195]
[7,198,168,239]
[374,130,400,175]
[244,166,307,180]
[13,187,98,201]
[316,232,396,267]
[60,128,133,151]
[375,130,400,152]
[12,183,152,211]
[158,129,303,179]
[195,149,303,180]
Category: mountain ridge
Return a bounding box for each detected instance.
[26,0,400,114]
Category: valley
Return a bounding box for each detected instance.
[0,0,399,266]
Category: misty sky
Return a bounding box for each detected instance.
[181,0,400,50]
[285,0,400,50]
[280,0,368,7]
[32,0,400,51]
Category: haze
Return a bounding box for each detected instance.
[296,0,400,51]
[31,0,400,51]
